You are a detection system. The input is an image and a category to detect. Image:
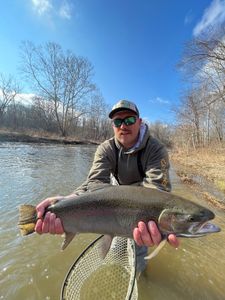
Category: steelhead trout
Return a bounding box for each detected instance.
[18,185,220,259]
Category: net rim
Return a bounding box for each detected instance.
[60,235,137,300]
[60,234,104,300]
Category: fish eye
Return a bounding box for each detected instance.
[188,216,195,222]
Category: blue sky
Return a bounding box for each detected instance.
[1,0,225,123]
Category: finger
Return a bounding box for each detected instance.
[148,221,162,246]
[49,213,56,234]
[138,221,154,247]
[168,234,180,248]
[35,219,43,234]
[36,199,51,219]
[42,212,51,233]
[55,218,64,234]
[133,227,144,246]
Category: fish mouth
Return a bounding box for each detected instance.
[179,221,221,238]
[196,221,221,235]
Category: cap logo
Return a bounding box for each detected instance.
[109,99,139,118]
[113,100,136,111]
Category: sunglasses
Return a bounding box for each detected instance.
[112,116,137,128]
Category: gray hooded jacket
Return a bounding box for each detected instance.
[74,123,171,195]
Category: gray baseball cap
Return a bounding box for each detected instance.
[109,100,139,119]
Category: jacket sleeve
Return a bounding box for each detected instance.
[73,143,112,195]
[142,138,171,192]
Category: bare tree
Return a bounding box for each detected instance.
[0,73,20,124]
[20,41,96,136]
[176,27,225,147]
[173,89,207,147]
[209,99,225,142]
[32,96,58,132]
[81,93,112,141]
[179,32,225,107]
[148,121,173,147]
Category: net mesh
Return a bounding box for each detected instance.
[61,235,138,300]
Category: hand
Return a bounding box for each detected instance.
[35,196,65,235]
[133,221,179,248]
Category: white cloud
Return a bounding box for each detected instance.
[193,0,225,36]
[59,1,72,20]
[31,0,72,21]
[15,93,36,105]
[149,97,170,105]
[0,90,35,105]
[31,0,52,16]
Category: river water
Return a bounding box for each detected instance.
[0,143,224,300]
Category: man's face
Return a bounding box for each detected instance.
[112,111,142,149]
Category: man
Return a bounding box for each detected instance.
[35,100,179,272]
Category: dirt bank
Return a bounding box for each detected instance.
[0,129,99,145]
[170,147,225,209]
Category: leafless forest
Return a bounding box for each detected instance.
[0,30,225,148]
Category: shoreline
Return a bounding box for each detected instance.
[170,149,225,210]
[1,129,224,209]
[0,130,99,146]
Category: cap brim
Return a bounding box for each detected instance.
[109,108,138,118]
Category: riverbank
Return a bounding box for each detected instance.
[170,147,225,209]
[0,129,99,145]
[1,129,224,208]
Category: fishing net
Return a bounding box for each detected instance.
[61,235,138,300]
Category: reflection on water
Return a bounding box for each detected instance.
[0,143,224,300]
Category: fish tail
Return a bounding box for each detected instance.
[18,205,37,236]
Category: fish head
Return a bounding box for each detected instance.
[158,204,220,237]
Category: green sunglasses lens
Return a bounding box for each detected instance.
[113,116,137,127]
[124,116,136,125]
[113,119,123,127]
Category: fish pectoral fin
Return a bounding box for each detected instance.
[61,232,76,250]
[144,239,167,260]
[99,234,113,259]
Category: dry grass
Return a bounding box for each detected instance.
[171,147,225,183]
[170,147,225,194]
[202,192,225,209]
[170,146,225,209]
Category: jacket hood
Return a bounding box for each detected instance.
[114,123,150,154]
